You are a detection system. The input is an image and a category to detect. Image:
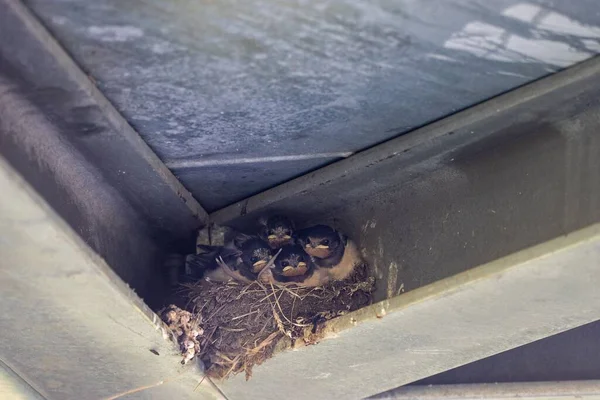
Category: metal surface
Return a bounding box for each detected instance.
[414,319,600,385]
[370,381,600,400]
[213,55,600,303]
[0,360,45,400]
[22,0,600,210]
[0,157,224,400]
[217,224,600,400]
[0,0,206,238]
[0,0,209,303]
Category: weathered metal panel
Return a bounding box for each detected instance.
[370,380,600,400]
[0,157,223,400]
[218,224,600,399]
[170,157,344,211]
[0,0,206,233]
[0,360,45,400]
[413,319,600,385]
[22,0,600,209]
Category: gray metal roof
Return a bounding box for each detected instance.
[24,0,600,211]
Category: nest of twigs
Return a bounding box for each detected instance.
[160,305,203,365]
[163,263,374,380]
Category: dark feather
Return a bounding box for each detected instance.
[186,236,273,282]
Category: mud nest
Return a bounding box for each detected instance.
[160,305,203,365]
[162,264,374,380]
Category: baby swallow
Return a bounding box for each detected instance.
[295,225,362,281]
[186,235,272,283]
[261,244,329,287]
[258,215,295,249]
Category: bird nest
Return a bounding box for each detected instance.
[161,263,374,381]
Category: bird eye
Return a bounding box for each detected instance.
[322,239,330,246]
[284,230,291,236]
[268,229,275,235]
[251,257,258,263]
[281,261,289,267]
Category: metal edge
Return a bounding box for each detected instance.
[210,56,600,224]
[0,359,45,400]
[369,380,600,399]
[318,223,600,339]
[0,155,224,399]
[0,155,189,374]
[6,0,208,223]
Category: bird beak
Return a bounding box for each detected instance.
[268,235,277,240]
[282,266,294,272]
[316,244,329,249]
[283,235,292,240]
[252,260,268,271]
[298,262,307,269]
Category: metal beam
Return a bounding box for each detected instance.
[21,0,600,210]
[207,56,600,398]
[369,381,600,400]
[0,360,45,400]
[0,157,222,400]
[211,56,600,224]
[218,223,600,399]
[0,0,207,234]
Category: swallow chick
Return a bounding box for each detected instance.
[258,215,295,249]
[186,235,272,283]
[295,225,362,281]
[261,244,329,287]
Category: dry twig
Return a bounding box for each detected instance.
[162,263,374,380]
